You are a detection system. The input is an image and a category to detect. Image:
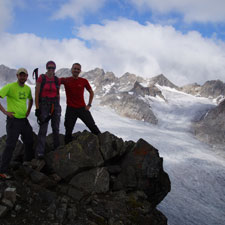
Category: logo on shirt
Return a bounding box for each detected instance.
[19,91,26,99]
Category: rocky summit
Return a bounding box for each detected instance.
[0,131,170,225]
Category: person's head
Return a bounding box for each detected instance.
[71,63,81,78]
[16,68,28,86]
[46,60,56,76]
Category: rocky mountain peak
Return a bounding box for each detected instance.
[0,65,17,84]
[200,79,225,98]
[149,74,178,89]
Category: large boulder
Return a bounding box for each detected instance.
[114,138,170,206]
[45,132,104,179]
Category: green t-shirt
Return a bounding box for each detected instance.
[0,82,32,119]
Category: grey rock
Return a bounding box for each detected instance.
[0,64,17,85]
[180,83,201,95]
[100,92,158,124]
[193,100,225,149]
[200,80,225,98]
[149,74,179,89]
[4,187,16,204]
[0,205,8,218]
[98,131,126,161]
[115,138,170,206]
[69,167,109,195]
[1,198,14,209]
[45,132,104,180]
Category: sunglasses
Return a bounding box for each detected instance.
[47,67,56,70]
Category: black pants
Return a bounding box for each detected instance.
[0,117,34,173]
[64,106,100,144]
[36,102,61,156]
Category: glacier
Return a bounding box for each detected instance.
[0,84,225,225]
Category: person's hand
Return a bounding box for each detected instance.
[5,111,15,118]
[85,105,91,111]
[26,110,31,117]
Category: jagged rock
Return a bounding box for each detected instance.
[45,133,65,152]
[30,170,50,184]
[180,82,201,95]
[118,72,145,92]
[55,68,71,78]
[200,80,225,98]
[98,131,133,161]
[4,187,16,204]
[0,131,170,225]
[0,205,8,218]
[1,198,14,209]
[0,65,17,85]
[114,138,170,206]
[193,100,225,149]
[69,167,109,198]
[100,92,158,124]
[45,132,104,180]
[149,74,179,89]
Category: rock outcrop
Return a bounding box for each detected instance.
[193,100,225,149]
[0,131,170,225]
[181,80,225,103]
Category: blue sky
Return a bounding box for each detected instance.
[1,0,225,85]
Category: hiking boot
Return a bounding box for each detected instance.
[0,173,12,180]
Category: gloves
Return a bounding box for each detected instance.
[35,109,41,118]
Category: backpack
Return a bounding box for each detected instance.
[32,68,59,102]
[39,74,60,101]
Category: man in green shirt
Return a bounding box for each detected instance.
[0,68,34,179]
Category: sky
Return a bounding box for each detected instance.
[0,0,225,86]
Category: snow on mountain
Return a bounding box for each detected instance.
[0,68,225,225]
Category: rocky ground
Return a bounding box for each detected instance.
[0,131,170,225]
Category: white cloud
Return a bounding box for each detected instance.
[0,32,100,76]
[78,19,225,85]
[52,0,106,22]
[130,0,225,23]
[0,19,225,86]
[0,0,14,32]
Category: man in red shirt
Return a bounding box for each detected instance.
[60,63,100,144]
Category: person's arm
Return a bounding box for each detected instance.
[0,97,14,118]
[26,98,33,117]
[35,82,41,109]
[85,88,94,111]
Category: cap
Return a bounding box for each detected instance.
[46,60,56,69]
[17,68,28,75]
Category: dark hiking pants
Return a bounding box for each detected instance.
[35,102,61,156]
[64,106,101,144]
[0,117,34,173]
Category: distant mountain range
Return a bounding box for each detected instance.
[1,64,225,149]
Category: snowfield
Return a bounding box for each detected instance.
[0,84,225,225]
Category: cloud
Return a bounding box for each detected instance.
[78,19,225,85]
[52,0,106,23]
[0,32,100,76]
[0,0,14,32]
[130,0,225,23]
[0,19,225,86]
